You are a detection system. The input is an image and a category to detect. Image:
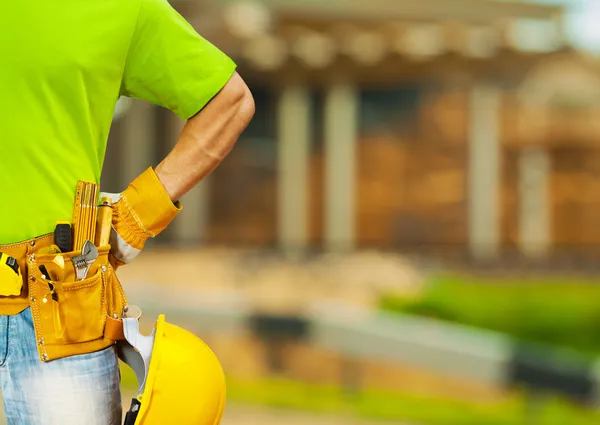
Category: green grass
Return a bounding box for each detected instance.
[381,273,600,356]
[224,377,600,425]
[120,361,138,391]
[120,363,600,425]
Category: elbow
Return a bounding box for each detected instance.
[225,72,255,130]
[238,79,256,128]
[185,72,255,161]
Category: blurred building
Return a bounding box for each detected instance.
[103,0,600,265]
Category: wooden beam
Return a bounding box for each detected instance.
[269,0,563,25]
[290,29,337,68]
[243,34,288,70]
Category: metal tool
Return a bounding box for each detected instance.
[39,265,50,280]
[39,265,59,303]
[71,240,99,280]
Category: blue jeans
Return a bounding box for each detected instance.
[0,308,122,425]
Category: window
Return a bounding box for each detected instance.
[359,86,422,135]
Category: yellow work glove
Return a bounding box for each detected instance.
[100,167,182,268]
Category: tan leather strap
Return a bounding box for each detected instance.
[105,316,125,340]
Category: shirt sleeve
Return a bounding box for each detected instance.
[120,0,237,119]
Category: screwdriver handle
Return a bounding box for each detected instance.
[95,197,113,247]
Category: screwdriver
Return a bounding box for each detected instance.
[95,197,113,247]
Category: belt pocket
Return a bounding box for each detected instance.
[102,264,128,336]
[29,248,110,346]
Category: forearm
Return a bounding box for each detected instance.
[154,72,254,202]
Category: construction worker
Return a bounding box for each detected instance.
[0,0,254,423]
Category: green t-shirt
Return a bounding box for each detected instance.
[0,0,236,244]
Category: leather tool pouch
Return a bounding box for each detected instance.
[27,245,128,361]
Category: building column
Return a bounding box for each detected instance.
[277,84,311,255]
[120,99,158,186]
[101,101,128,192]
[518,147,551,258]
[167,113,211,245]
[323,82,359,253]
[468,83,501,260]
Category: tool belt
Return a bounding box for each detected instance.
[0,180,130,362]
[0,234,128,362]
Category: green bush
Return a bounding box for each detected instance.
[225,378,600,425]
[380,273,600,355]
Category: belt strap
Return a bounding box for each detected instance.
[105,316,125,340]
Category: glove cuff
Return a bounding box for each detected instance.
[113,167,182,249]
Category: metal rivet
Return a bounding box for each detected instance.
[42,354,48,361]
[30,240,35,247]
[38,338,44,345]
[30,276,36,282]
[101,266,107,272]
[29,255,35,263]
[113,313,119,319]
[30,296,36,302]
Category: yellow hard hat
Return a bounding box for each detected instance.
[119,311,226,425]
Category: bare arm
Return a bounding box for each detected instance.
[154,72,255,202]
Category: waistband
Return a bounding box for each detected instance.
[0,233,54,258]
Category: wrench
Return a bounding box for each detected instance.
[71,240,99,280]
